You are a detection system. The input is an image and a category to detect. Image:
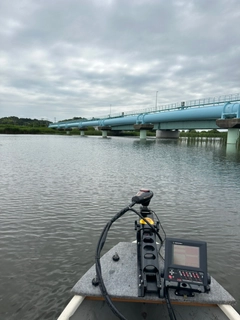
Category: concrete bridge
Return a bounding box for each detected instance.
[49,94,240,144]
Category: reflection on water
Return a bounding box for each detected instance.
[0,135,240,319]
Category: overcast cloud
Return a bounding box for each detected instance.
[0,0,240,121]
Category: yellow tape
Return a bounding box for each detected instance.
[140,217,154,225]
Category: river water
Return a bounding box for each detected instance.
[0,134,240,319]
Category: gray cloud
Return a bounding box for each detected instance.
[0,0,240,121]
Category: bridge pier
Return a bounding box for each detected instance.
[79,128,88,137]
[216,118,240,144]
[102,130,108,138]
[140,130,147,139]
[98,126,111,138]
[133,124,154,140]
[156,130,180,139]
[227,128,240,144]
[66,128,72,135]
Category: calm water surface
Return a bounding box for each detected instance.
[0,135,240,319]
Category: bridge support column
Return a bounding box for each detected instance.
[102,130,108,138]
[156,130,179,139]
[133,124,154,140]
[65,128,72,135]
[227,128,240,144]
[140,130,147,139]
[98,126,111,138]
[78,128,88,137]
[216,118,240,144]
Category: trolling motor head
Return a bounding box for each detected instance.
[132,189,153,207]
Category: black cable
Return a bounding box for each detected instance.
[95,203,135,320]
[165,287,177,320]
[150,209,166,260]
[151,209,166,241]
[153,213,177,320]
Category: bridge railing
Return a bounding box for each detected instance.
[184,93,240,107]
[99,93,240,120]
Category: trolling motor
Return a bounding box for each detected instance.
[94,189,211,320]
[131,189,154,206]
[133,189,163,297]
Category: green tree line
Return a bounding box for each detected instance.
[0,116,54,134]
[0,116,51,127]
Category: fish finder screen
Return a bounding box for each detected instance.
[173,244,200,268]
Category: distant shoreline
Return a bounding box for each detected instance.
[0,124,228,139]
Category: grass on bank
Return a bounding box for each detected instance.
[0,125,59,135]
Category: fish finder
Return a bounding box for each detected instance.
[164,238,211,296]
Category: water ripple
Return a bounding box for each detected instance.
[0,135,240,319]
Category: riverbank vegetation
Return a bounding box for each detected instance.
[0,116,52,134]
[179,129,227,138]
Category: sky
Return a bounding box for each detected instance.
[0,0,240,122]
